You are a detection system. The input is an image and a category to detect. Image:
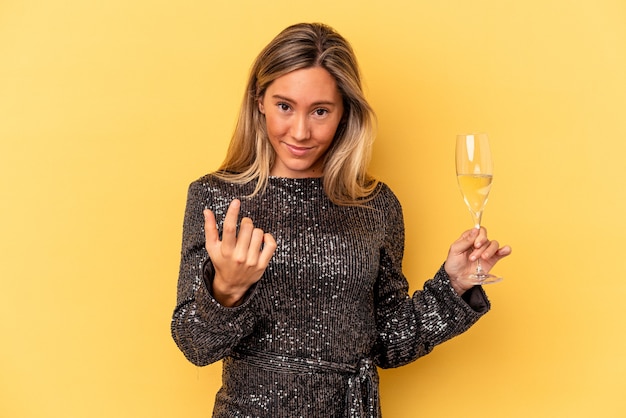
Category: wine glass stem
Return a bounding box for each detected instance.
[471,211,482,230]
[476,258,484,275]
[472,220,483,275]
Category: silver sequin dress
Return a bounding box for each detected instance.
[171,175,490,417]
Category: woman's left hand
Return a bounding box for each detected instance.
[444,227,512,295]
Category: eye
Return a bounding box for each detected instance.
[313,108,329,117]
[277,102,291,112]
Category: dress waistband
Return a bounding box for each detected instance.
[231,348,381,418]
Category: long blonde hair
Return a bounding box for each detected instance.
[216,23,378,206]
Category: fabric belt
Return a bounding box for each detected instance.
[231,348,381,418]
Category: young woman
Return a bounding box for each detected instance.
[171,22,511,417]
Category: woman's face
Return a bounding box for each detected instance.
[259,66,344,178]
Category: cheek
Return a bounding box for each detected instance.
[264,115,285,138]
[318,122,341,143]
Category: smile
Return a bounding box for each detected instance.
[284,143,313,157]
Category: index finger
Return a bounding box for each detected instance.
[473,226,489,248]
[221,199,241,248]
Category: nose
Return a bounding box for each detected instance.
[290,113,310,142]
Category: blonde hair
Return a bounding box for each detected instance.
[216,22,378,206]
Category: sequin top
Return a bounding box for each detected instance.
[171,174,490,417]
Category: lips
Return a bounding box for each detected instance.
[284,143,313,157]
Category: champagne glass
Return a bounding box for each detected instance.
[455,133,502,284]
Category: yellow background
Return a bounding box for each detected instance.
[1,0,625,417]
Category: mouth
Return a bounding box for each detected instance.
[284,143,313,157]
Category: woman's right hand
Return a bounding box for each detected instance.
[204,199,277,307]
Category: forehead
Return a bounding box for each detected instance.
[265,67,342,102]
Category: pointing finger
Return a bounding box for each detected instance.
[221,199,241,252]
[473,226,489,249]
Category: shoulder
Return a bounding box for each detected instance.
[185,173,230,205]
[356,181,404,228]
[186,173,258,211]
[188,172,245,194]
[361,181,405,238]
[189,172,223,188]
[369,181,402,211]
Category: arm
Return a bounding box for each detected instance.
[170,181,263,366]
[373,190,493,369]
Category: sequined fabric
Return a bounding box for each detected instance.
[171,175,490,417]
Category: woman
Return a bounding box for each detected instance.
[171,22,511,417]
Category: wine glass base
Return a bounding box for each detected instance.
[469,272,503,285]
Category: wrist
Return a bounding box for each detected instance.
[449,278,468,296]
[444,262,470,296]
[211,275,249,307]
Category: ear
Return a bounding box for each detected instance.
[258,97,265,114]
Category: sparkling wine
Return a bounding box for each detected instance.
[457,174,492,218]
[455,133,502,284]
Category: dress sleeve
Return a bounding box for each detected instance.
[373,187,490,369]
[170,180,258,366]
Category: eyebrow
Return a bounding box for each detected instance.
[271,94,338,107]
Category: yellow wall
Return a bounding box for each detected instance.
[1,1,624,417]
